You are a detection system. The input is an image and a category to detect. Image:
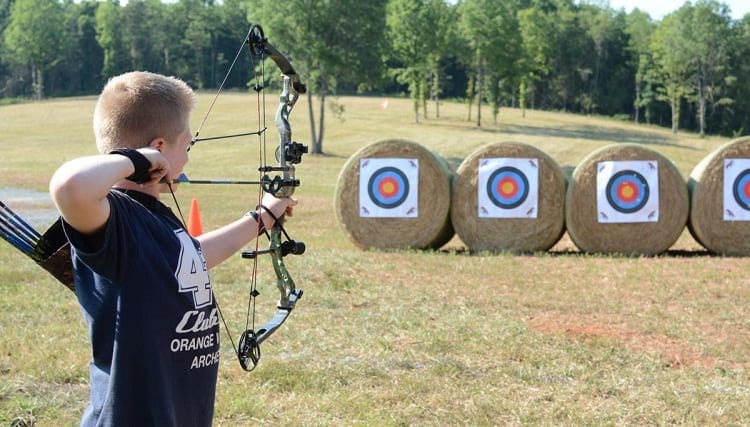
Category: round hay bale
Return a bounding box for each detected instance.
[450,142,566,253]
[334,139,454,250]
[688,137,750,255]
[565,143,688,255]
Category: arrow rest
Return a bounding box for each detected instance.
[258,174,301,196]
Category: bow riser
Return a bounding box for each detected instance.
[258,74,307,197]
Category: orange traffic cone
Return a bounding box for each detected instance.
[187,198,203,237]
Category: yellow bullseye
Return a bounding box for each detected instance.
[621,184,634,199]
[382,181,396,195]
[501,181,516,195]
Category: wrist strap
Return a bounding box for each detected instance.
[109,148,152,183]
[244,210,266,234]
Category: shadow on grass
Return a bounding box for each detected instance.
[493,123,696,150]
[424,116,699,151]
[438,247,720,258]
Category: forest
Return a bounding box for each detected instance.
[2,0,750,140]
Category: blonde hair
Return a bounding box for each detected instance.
[93,71,196,153]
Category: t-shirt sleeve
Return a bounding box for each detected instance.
[62,192,139,283]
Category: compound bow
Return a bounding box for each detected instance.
[181,24,307,371]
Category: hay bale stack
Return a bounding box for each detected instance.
[334,139,454,250]
[565,143,688,255]
[688,137,750,255]
[450,142,566,253]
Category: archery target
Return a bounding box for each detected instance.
[596,160,659,223]
[359,158,418,217]
[723,158,750,221]
[478,158,538,218]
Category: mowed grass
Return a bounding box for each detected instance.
[1,93,748,425]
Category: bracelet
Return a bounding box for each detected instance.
[244,210,266,234]
[109,148,152,183]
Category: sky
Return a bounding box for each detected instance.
[606,0,750,20]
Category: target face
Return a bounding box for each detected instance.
[723,158,750,221]
[487,167,529,209]
[605,170,650,213]
[478,158,538,218]
[368,167,409,209]
[359,158,418,217]
[596,161,659,223]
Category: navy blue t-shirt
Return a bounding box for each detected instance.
[65,190,220,427]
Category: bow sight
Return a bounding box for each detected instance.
[279,141,308,165]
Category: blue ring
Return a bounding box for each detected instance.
[605,170,649,213]
[732,169,750,211]
[367,166,409,209]
[486,166,529,209]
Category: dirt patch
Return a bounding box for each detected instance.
[528,313,718,368]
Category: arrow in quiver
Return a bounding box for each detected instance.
[0,200,73,292]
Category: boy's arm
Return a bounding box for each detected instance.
[197,194,296,269]
[49,149,168,234]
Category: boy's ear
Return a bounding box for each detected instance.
[149,138,166,151]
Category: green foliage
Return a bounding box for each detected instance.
[254,0,388,152]
[458,0,523,125]
[650,1,734,134]
[95,1,126,79]
[386,0,451,123]
[3,0,68,99]
[626,7,658,124]
[1,0,750,136]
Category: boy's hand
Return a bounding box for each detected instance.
[137,148,171,184]
[259,193,297,228]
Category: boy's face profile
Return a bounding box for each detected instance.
[159,124,193,186]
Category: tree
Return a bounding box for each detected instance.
[650,10,692,133]
[536,0,588,113]
[577,5,633,116]
[518,5,556,116]
[651,1,732,135]
[255,0,388,154]
[95,0,128,79]
[683,0,733,135]
[724,13,750,135]
[458,0,521,126]
[203,0,252,89]
[426,1,455,118]
[120,0,168,72]
[62,1,105,94]
[386,0,447,123]
[3,0,68,99]
[177,0,212,88]
[625,8,656,123]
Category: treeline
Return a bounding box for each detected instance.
[2,0,750,140]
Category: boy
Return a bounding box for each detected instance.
[49,71,296,426]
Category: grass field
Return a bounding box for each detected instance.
[1,94,748,425]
